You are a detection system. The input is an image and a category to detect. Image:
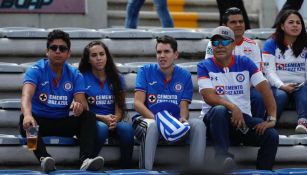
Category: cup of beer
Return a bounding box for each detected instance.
[26,125,39,151]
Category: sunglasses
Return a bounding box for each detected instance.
[49,45,69,53]
[211,40,233,47]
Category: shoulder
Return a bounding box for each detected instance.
[243,36,256,45]
[175,65,191,77]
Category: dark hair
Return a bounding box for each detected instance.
[222,7,243,25]
[273,10,307,57]
[156,35,178,52]
[47,30,71,49]
[78,41,126,117]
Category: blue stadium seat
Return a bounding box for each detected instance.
[105,169,161,175]
[49,170,105,175]
[230,169,277,175]
[276,168,307,174]
[0,27,48,38]
[48,27,102,39]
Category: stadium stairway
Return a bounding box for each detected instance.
[107,0,259,28]
[0,27,306,172]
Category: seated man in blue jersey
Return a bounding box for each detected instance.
[19,30,104,173]
[197,26,279,171]
[133,35,206,170]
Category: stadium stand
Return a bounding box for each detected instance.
[0,24,305,173]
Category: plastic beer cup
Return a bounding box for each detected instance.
[26,125,39,151]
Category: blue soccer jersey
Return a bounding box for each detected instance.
[135,64,193,109]
[24,58,85,118]
[83,71,125,115]
[197,55,266,117]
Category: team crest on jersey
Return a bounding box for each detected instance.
[243,47,252,55]
[206,47,213,55]
[276,63,285,70]
[63,82,73,91]
[87,96,96,104]
[236,73,245,82]
[215,86,225,95]
[173,83,183,92]
[39,93,48,102]
[148,94,157,103]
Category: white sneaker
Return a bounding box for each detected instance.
[223,157,236,171]
[40,157,56,173]
[295,124,307,134]
[80,156,104,171]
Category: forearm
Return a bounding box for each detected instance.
[135,101,154,119]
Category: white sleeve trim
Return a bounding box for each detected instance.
[251,71,266,87]
[198,78,213,92]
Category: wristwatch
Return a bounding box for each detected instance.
[266,116,276,123]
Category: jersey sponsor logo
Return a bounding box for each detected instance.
[87,96,95,104]
[173,83,183,92]
[39,93,48,102]
[41,81,49,86]
[276,62,305,72]
[236,73,245,82]
[148,94,157,103]
[243,47,252,55]
[215,86,225,95]
[149,81,157,85]
[64,82,73,91]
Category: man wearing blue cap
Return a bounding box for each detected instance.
[197,26,278,170]
[133,35,206,170]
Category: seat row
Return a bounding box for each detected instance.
[0,27,277,57]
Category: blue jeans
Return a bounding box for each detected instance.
[96,121,134,168]
[272,85,307,120]
[250,87,266,120]
[203,105,278,170]
[125,0,174,28]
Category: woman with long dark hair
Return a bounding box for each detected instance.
[262,10,307,133]
[79,41,134,168]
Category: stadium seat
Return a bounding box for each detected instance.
[0,27,48,38]
[197,28,215,39]
[105,169,161,175]
[98,28,153,39]
[244,28,274,40]
[0,170,45,174]
[47,27,102,39]
[276,168,307,175]
[230,169,277,175]
[49,170,106,175]
[0,134,22,145]
[289,134,307,145]
[177,62,198,73]
[278,135,298,145]
[149,28,204,39]
[123,62,156,73]
[0,63,24,91]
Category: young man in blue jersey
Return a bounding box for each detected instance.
[19,30,103,173]
[133,35,206,170]
[197,26,278,170]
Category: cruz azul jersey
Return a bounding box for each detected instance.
[83,71,125,115]
[205,36,262,69]
[262,38,307,88]
[24,58,85,118]
[197,55,266,117]
[135,64,193,108]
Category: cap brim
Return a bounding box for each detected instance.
[211,34,233,41]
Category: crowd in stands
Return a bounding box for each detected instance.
[17,1,307,173]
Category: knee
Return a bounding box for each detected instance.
[210,105,229,123]
[264,128,279,146]
[189,119,206,134]
[117,122,134,143]
[145,119,159,137]
[96,121,109,141]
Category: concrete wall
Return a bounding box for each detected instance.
[0,0,108,29]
